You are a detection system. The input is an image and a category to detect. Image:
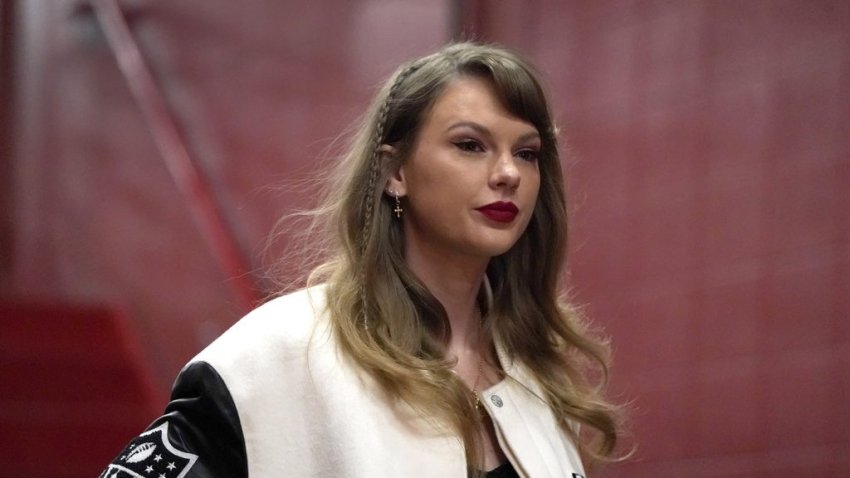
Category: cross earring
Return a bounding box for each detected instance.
[393,191,403,218]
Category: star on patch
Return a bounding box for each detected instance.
[99,422,198,478]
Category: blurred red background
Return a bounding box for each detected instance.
[1,1,848,476]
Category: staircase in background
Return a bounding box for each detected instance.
[0,302,165,477]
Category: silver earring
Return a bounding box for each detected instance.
[393,191,403,218]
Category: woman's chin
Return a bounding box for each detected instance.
[472,237,523,259]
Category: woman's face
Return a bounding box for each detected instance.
[387,75,541,264]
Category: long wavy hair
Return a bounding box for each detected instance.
[299,42,624,473]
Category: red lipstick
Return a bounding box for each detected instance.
[476,201,519,223]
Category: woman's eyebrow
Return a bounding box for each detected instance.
[446,121,492,138]
[516,131,541,144]
[446,121,540,143]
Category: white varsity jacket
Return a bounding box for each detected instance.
[100,285,586,478]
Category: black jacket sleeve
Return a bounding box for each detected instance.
[99,361,248,478]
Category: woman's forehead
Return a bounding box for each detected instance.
[422,76,539,137]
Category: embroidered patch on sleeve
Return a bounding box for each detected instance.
[100,423,198,478]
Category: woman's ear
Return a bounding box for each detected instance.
[381,144,407,196]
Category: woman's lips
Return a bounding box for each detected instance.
[476,201,519,223]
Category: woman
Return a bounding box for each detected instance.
[100,42,624,478]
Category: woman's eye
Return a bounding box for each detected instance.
[516,149,540,162]
[455,140,484,153]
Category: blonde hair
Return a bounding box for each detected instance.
[295,42,624,473]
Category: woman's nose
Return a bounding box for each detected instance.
[490,152,521,190]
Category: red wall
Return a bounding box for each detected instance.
[3,1,848,476]
[471,1,850,475]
